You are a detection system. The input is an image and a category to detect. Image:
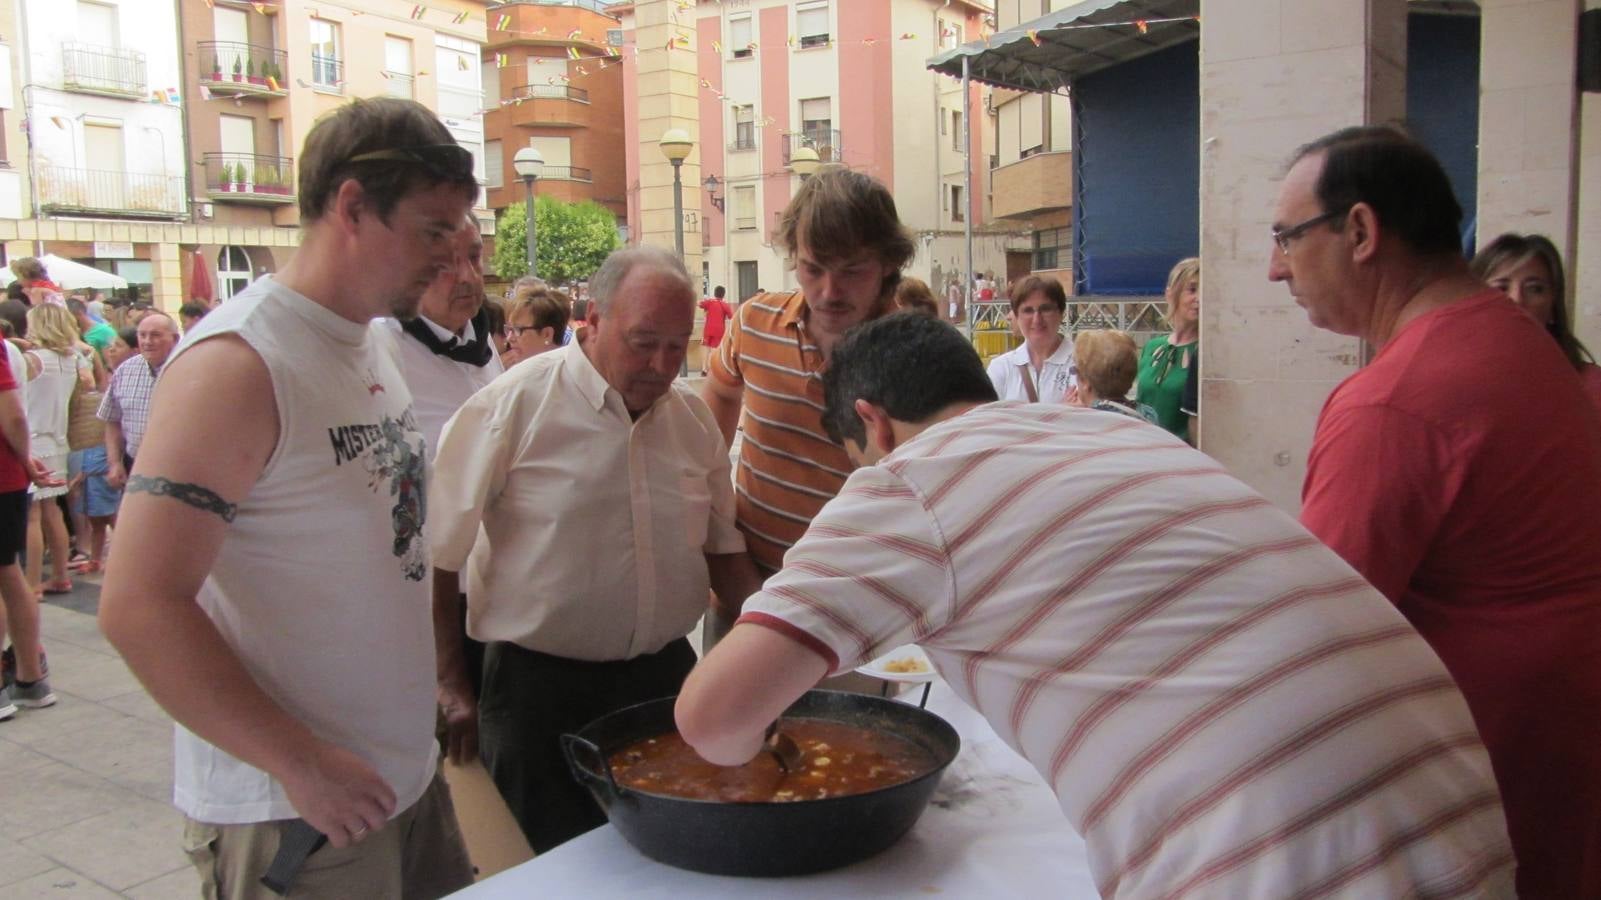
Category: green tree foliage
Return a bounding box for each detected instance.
[492,195,621,285]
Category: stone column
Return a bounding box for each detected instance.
[1572,0,1601,350]
[632,0,702,277]
[1477,0,1582,263]
[152,240,182,313]
[1197,0,1408,512]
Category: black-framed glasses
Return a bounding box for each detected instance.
[345,144,475,180]
[1271,208,1348,254]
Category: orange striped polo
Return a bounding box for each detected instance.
[708,291,852,574]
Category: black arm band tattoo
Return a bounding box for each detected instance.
[126,475,238,523]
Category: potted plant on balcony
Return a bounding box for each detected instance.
[248,59,266,87]
[231,56,243,82]
[210,56,222,84]
[268,61,283,91]
[216,162,233,193]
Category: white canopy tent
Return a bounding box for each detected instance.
[0,254,129,291]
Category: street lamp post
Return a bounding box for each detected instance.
[659,128,693,261]
[789,145,821,180]
[658,128,694,375]
[512,147,545,278]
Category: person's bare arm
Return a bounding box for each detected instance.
[431,566,476,765]
[701,376,745,447]
[675,623,830,765]
[99,336,396,847]
[702,551,764,650]
[103,420,127,489]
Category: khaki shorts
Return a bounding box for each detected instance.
[183,770,474,900]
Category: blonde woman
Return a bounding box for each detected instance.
[23,304,91,596]
[1136,257,1199,440]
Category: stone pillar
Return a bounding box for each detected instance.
[1572,0,1601,351]
[151,240,182,313]
[1197,0,1408,512]
[1477,0,1582,267]
[632,0,702,280]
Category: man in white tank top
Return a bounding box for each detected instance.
[99,98,482,899]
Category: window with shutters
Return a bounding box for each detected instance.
[796,2,829,49]
[730,16,753,59]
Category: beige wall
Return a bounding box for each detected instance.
[1197,0,1407,513]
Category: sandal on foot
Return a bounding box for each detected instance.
[41,580,72,595]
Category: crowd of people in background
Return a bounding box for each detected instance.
[0,97,1590,898]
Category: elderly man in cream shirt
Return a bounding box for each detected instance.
[429,245,762,854]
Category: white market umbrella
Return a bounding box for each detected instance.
[0,254,128,290]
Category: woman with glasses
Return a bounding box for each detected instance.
[1136,257,1200,442]
[502,286,572,368]
[985,275,1075,403]
[1470,233,1601,409]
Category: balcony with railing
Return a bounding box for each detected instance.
[37,165,184,219]
[506,84,592,129]
[199,42,287,98]
[203,153,295,205]
[62,43,147,99]
[539,165,592,183]
[383,71,414,99]
[310,53,343,92]
[781,129,842,167]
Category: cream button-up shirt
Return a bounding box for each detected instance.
[429,343,745,661]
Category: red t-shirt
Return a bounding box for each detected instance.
[0,359,27,492]
[698,298,732,343]
[1302,290,1601,898]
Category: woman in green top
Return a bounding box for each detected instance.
[1136,257,1199,442]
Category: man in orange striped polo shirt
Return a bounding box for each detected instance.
[701,168,915,595]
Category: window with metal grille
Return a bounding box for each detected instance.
[732,105,756,150]
[309,18,341,90]
[800,97,831,149]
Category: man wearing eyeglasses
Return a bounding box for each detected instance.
[99,98,481,898]
[1269,125,1601,898]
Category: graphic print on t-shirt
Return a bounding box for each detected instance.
[326,408,427,581]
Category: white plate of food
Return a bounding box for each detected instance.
[856,644,937,683]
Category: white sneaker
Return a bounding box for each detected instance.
[0,686,16,721]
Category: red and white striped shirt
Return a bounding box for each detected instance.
[741,403,1513,899]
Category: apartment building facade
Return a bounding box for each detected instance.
[0,0,489,309]
[481,0,627,231]
[616,0,1013,303]
[176,0,491,302]
[0,0,189,295]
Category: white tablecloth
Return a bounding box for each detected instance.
[453,681,1099,899]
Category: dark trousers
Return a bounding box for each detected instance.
[477,637,697,854]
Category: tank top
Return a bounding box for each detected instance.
[169,276,437,824]
[24,348,85,457]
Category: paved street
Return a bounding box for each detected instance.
[0,575,201,898]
